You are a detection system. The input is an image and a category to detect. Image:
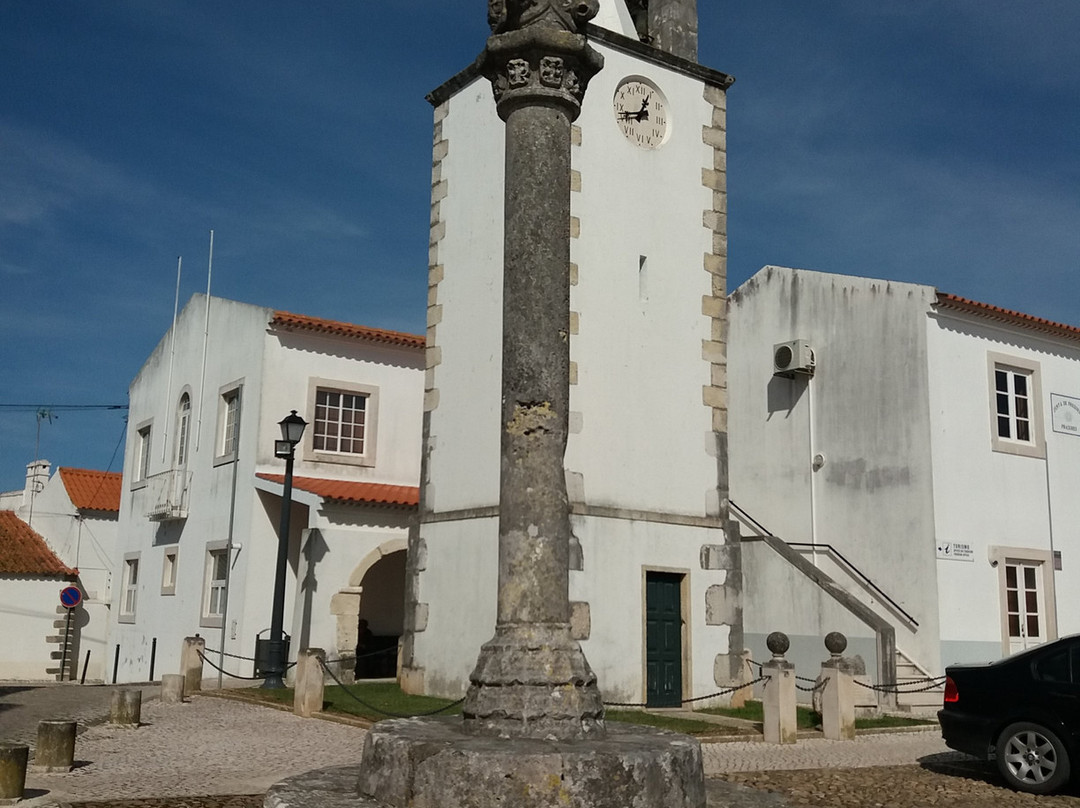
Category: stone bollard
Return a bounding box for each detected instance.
[820,632,857,741]
[161,673,186,704]
[0,743,29,805]
[180,636,206,693]
[293,648,326,719]
[110,689,142,726]
[729,649,753,709]
[32,720,77,772]
[762,631,797,744]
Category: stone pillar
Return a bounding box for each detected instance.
[110,689,142,726]
[461,1,605,741]
[293,648,326,719]
[32,720,76,772]
[180,636,205,693]
[0,743,28,805]
[161,673,186,704]
[820,632,856,741]
[762,632,797,745]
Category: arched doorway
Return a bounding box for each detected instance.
[347,545,406,679]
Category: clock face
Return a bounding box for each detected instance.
[613,78,669,149]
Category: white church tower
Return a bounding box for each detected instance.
[401,0,740,706]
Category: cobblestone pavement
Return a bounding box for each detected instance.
[0,683,159,748]
[11,690,1080,808]
[20,694,366,807]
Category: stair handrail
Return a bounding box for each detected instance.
[729,501,918,629]
[728,499,899,711]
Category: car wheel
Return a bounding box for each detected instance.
[995,722,1071,794]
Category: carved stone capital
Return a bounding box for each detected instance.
[483,26,604,121]
[489,0,600,35]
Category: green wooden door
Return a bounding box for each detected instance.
[646,571,683,708]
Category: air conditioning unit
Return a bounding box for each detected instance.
[773,339,815,377]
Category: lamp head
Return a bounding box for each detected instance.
[278,410,307,445]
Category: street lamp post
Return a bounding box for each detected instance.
[262,409,307,689]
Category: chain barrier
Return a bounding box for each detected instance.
[853,676,947,695]
[317,657,465,718]
[795,676,830,694]
[321,646,398,667]
[202,646,256,662]
[602,675,770,709]
[197,650,265,681]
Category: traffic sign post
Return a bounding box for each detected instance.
[58,587,82,682]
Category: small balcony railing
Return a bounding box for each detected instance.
[145,469,192,521]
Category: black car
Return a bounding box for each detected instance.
[939,634,1080,794]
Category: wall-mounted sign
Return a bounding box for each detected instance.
[1051,394,1080,437]
[937,541,974,562]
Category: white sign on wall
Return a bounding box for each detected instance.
[937,541,974,562]
[1051,394,1080,437]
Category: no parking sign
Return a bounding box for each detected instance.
[60,586,82,609]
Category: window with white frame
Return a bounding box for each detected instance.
[988,353,1045,458]
[303,380,379,468]
[175,393,191,467]
[161,547,178,596]
[215,382,242,464]
[201,543,230,628]
[134,423,152,485]
[314,389,367,454]
[119,554,140,623]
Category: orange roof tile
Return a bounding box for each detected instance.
[0,511,77,577]
[270,311,425,349]
[937,293,1080,342]
[59,467,122,512]
[256,474,419,507]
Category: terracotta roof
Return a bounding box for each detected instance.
[937,293,1080,342]
[59,467,122,512]
[0,511,77,577]
[256,474,419,507]
[270,311,425,349]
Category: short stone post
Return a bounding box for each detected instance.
[0,743,28,805]
[161,673,186,704]
[180,636,206,693]
[762,632,797,744]
[820,632,857,741]
[109,689,142,726]
[293,648,326,718]
[729,649,753,709]
[32,720,76,772]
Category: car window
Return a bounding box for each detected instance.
[1035,648,1070,683]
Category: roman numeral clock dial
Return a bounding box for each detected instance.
[613,78,669,149]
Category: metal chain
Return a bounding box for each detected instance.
[603,675,770,708]
[853,676,947,694]
[795,676,830,693]
[202,646,257,662]
[317,657,465,718]
[197,650,265,681]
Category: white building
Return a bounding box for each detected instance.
[729,266,1080,701]
[110,295,424,684]
[0,462,120,681]
[401,1,741,706]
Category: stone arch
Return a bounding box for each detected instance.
[331,539,408,676]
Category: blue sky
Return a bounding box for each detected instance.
[1,1,1077,492]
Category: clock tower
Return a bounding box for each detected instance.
[401,0,742,708]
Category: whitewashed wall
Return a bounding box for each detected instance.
[729,267,942,675]
[928,309,1080,664]
[0,577,69,680]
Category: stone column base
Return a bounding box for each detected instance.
[266,718,706,808]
